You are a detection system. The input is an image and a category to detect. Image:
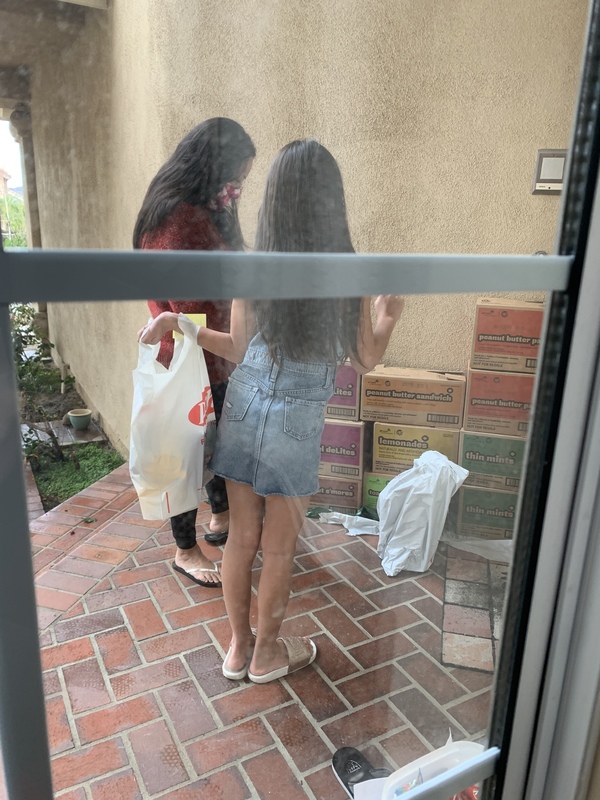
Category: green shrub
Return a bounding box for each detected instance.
[34,443,124,509]
[1,194,27,248]
[9,302,62,396]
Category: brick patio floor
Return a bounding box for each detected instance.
[13,464,494,798]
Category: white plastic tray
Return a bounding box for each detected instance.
[381,741,484,799]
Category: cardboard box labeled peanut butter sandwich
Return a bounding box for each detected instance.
[360,367,465,429]
[471,298,544,374]
[465,367,534,438]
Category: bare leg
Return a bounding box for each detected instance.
[221,481,264,671]
[249,494,310,676]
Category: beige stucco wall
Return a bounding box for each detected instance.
[23,0,588,453]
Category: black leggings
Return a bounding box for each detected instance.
[170,382,229,550]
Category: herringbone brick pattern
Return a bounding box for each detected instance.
[12,464,493,798]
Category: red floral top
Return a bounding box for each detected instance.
[142,203,233,385]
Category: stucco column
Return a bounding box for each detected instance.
[10,104,42,251]
[10,104,48,326]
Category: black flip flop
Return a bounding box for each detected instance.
[172,562,222,588]
[204,530,228,545]
[332,747,392,798]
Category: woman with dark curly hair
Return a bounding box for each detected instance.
[135,117,255,588]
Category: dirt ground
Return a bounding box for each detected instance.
[20,363,87,423]
[24,386,86,421]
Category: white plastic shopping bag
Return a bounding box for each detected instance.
[376,451,468,575]
[129,314,216,520]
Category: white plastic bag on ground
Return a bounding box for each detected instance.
[318,512,379,537]
[377,451,468,575]
[129,314,216,520]
[441,535,513,564]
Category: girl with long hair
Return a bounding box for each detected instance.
[141,139,404,679]
[135,118,255,588]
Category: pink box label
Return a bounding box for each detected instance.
[320,421,362,467]
[330,364,359,408]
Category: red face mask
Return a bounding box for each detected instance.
[208,183,243,211]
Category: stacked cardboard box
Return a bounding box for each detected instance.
[362,472,393,514]
[470,297,542,374]
[310,362,364,513]
[457,486,518,539]
[459,431,526,491]
[311,476,362,514]
[311,363,467,513]
[464,368,534,438]
[326,361,361,421]
[318,418,365,479]
[457,298,544,537]
[360,367,465,429]
[354,367,465,514]
[372,423,460,474]
[309,303,542,522]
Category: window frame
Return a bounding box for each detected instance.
[2,2,600,794]
[0,247,575,800]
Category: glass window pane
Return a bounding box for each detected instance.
[0,1,592,798]
[4,290,546,798]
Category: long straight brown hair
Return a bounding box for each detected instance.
[254,139,362,365]
[133,118,255,250]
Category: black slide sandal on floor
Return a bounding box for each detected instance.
[332,747,392,798]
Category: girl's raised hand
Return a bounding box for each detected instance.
[374,295,405,323]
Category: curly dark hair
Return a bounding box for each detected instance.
[133,117,255,250]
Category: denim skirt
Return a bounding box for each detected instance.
[209,335,335,497]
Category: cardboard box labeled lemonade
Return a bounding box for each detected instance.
[457,486,518,539]
[319,419,364,479]
[326,361,361,421]
[361,367,466,429]
[363,472,395,513]
[373,423,459,475]
[465,367,534,438]
[472,298,544,374]
[310,477,361,514]
[460,430,526,491]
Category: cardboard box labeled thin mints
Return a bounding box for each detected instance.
[472,298,544,374]
[310,477,361,514]
[319,419,364,479]
[326,361,361,421]
[460,430,526,491]
[465,367,534,438]
[457,486,518,539]
[363,472,394,513]
[361,367,466,429]
[373,423,459,475]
